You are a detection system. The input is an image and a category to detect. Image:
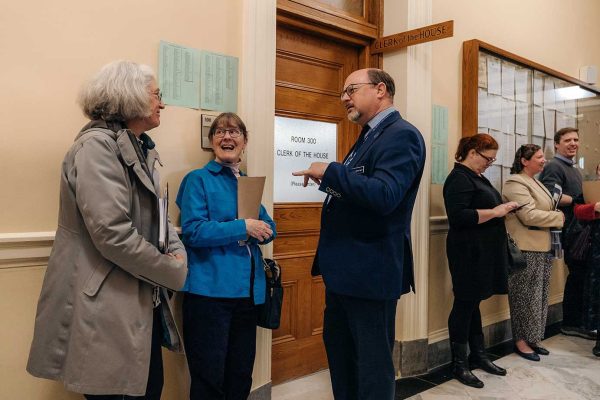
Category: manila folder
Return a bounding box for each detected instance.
[238,176,266,219]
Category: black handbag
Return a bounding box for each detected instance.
[507,234,527,274]
[256,256,283,329]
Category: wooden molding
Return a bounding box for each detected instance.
[277,0,379,41]
[0,232,54,269]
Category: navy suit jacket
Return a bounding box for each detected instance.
[312,110,426,300]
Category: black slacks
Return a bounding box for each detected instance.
[447,298,483,344]
[562,261,586,327]
[183,293,257,400]
[84,306,164,400]
[323,290,397,400]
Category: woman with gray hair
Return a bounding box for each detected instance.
[26,60,187,399]
[503,144,563,361]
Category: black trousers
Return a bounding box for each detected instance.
[323,291,397,400]
[84,307,164,400]
[448,298,483,344]
[563,261,586,327]
[183,293,257,400]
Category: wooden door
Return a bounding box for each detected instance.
[271,24,362,384]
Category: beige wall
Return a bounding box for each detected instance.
[427,0,600,338]
[0,0,243,233]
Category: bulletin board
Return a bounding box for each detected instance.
[462,39,600,191]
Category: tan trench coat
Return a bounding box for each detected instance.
[26,120,188,396]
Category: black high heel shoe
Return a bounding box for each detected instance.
[529,344,550,356]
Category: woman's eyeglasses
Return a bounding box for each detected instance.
[214,128,242,138]
[476,150,496,164]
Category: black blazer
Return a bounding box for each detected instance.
[443,163,508,300]
[312,111,426,300]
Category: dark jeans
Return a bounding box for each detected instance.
[563,261,586,327]
[323,291,397,400]
[448,298,483,344]
[84,307,164,400]
[183,293,257,400]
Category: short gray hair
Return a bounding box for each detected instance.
[78,61,156,122]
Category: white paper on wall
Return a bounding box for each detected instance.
[478,88,489,128]
[515,68,529,103]
[488,95,502,131]
[502,62,515,100]
[544,78,556,110]
[504,132,516,168]
[483,164,502,192]
[478,54,488,89]
[515,132,528,150]
[533,105,544,136]
[544,109,555,138]
[515,101,529,135]
[501,98,516,134]
[533,76,544,106]
[487,57,502,96]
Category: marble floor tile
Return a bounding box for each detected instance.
[272,370,333,400]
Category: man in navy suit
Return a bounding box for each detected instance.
[293,68,426,400]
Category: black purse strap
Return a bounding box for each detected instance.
[258,247,281,283]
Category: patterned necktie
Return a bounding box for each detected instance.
[344,124,370,166]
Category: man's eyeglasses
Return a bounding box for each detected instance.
[214,128,243,138]
[476,150,496,164]
[152,90,163,102]
[340,82,376,99]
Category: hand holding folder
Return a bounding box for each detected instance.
[237,177,266,219]
[237,177,271,243]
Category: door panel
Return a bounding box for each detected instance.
[276,53,341,94]
[272,24,361,384]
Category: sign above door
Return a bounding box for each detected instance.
[371,20,454,54]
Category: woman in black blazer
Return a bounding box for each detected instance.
[443,134,518,388]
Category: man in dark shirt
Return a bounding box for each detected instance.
[539,127,595,340]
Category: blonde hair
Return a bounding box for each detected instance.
[78,60,155,122]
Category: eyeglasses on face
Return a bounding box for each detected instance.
[152,89,163,102]
[214,128,242,138]
[476,150,496,164]
[340,82,376,99]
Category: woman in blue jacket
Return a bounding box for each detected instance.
[176,112,276,400]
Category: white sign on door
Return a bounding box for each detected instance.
[274,116,337,202]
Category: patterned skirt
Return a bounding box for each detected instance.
[508,251,552,343]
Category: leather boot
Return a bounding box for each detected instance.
[451,342,484,388]
[593,331,600,357]
[468,334,507,376]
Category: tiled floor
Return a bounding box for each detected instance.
[271,333,600,400]
[271,370,333,400]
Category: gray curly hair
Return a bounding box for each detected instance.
[78,60,156,122]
